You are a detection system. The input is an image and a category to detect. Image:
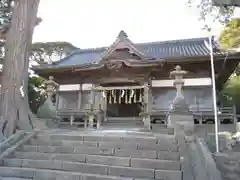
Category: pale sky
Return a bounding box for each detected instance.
[33,0,227,49]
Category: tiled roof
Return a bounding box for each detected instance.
[51,37,225,68]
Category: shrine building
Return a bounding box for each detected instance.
[33,31,240,128]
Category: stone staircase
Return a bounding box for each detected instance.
[103,117,144,128]
[0,130,183,180]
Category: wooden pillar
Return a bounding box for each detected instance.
[199,116,203,125]
[70,115,74,126]
[148,82,153,129]
[233,105,237,125]
[96,112,101,129]
[143,81,151,130]
[89,84,95,128]
[102,91,107,122]
[77,84,82,109]
[95,88,101,129]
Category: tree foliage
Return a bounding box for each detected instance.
[0,0,41,41]
[219,75,240,114]
[188,0,235,28]
[219,18,240,48]
[0,0,13,61]
[221,76,240,102]
[0,1,78,64]
[0,0,13,38]
[30,41,78,64]
[28,76,46,114]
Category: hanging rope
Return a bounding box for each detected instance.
[113,90,117,104]
[129,89,134,104]
[99,87,146,104]
[119,89,125,103]
[109,90,112,104]
[133,89,137,103]
[125,89,128,104]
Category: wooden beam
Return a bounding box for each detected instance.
[93,85,146,91]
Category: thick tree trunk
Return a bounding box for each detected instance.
[0,0,40,139]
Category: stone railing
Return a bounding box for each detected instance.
[0,131,36,162]
[192,138,223,180]
[214,152,240,180]
[193,106,237,124]
[56,107,104,128]
[171,128,223,180]
[0,131,25,153]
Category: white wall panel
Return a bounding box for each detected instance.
[152,78,212,87]
[58,78,212,91]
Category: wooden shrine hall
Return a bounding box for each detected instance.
[33,31,240,129]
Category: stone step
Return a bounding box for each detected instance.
[0,167,134,180]
[102,124,144,128]
[102,125,174,134]
[106,117,142,121]
[2,159,181,179]
[13,147,180,161]
[17,144,179,158]
[105,119,143,122]
[104,123,143,125]
[12,152,85,162]
[8,151,181,170]
[151,125,174,134]
[29,138,99,147]
[35,133,177,144]
[0,178,32,180]
[29,136,178,152]
[105,121,143,125]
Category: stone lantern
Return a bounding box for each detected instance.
[170,65,189,112]
[37,76,59,125]
[167,65,194,134]
[45,76,59,101]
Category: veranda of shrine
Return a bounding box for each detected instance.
[33,31,240,129]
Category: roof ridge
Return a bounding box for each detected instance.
[76,37,209,52]
[136,37,208,46]
[77,47,106,52]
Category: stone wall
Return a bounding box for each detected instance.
[152,86,213,110]
[214,152,240,180]
[195,124,237,137]
[232,142,240,152]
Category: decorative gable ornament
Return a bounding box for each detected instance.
[118,30,128,39]
[95,30,148,63]
[105,61,123,70]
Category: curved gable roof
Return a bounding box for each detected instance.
[46,36,225,69]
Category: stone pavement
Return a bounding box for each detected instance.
[0,127,184,180]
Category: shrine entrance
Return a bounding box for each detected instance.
[99,83,144,118]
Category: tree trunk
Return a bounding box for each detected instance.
[0,0,40,139]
